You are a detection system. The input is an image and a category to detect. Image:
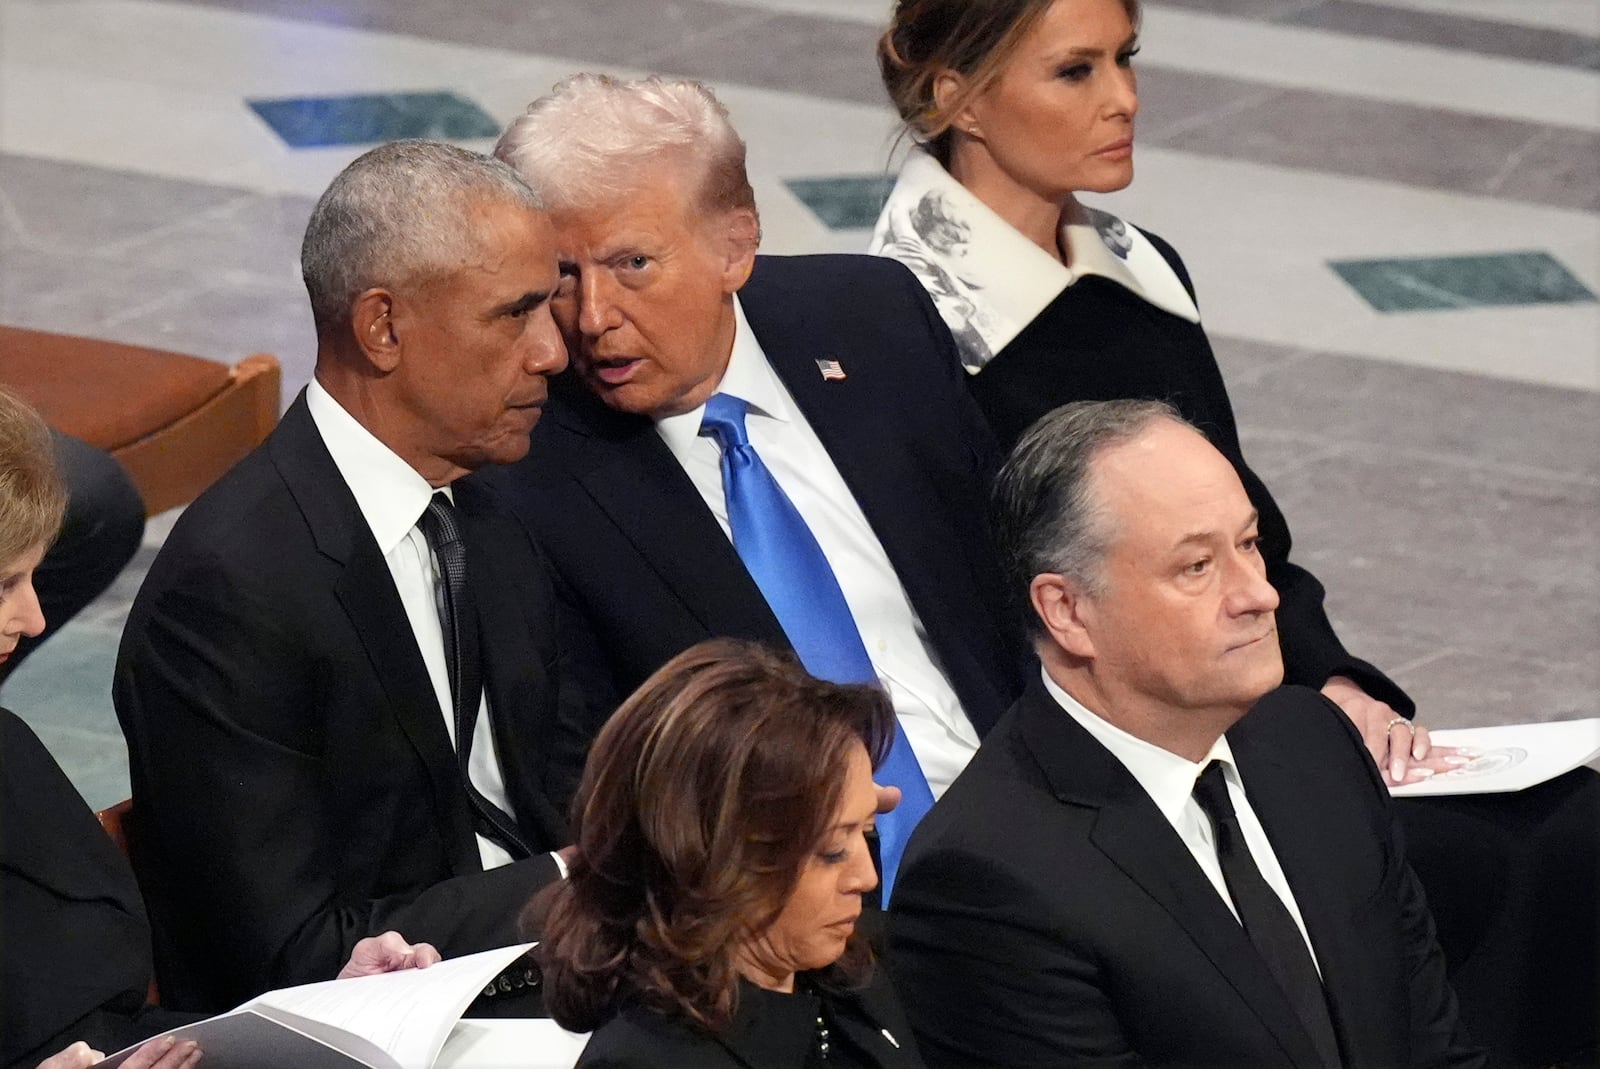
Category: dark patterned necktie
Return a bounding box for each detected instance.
[418,492,531,860]
[1192,761,1341,1067]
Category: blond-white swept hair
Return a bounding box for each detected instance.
[495,73,758,226]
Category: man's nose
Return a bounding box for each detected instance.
[1228,553,1280,617]
[576,272,623,338]
[524,308,569,375]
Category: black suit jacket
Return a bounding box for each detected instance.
[0,710,199,1069]
[577,973,924,1069]
[966,232,1409,713]
[888,680,1482,1068]
[484,254,1025,806]
[113,395,563,1012]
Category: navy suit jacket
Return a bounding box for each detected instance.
[484,253,1026,807]
[114,395,563,1012]
[888,681,1483,1068]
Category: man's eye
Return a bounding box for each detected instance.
[625,255,650,270]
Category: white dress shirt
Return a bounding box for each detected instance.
[1041,669,1322,972]
[306,380,515,871]
[654,296,981,796]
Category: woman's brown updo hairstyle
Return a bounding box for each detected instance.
[530,639,895,1034]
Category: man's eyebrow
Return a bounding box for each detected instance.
[494,290,550,316]
[1171,510,1261,550]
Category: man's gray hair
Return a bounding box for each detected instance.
[300,139,544,333]
[992,399,1192,637]
[495,73,757,222]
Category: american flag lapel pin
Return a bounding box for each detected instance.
[816,357,847,382]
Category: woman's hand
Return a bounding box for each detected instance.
[1321,676,1467,786]
[37,1035,200,1069]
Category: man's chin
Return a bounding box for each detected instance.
[600,386,681,422]
[475,433,535,471]
[1246,660,1286,705]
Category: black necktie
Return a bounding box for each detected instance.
[418,493,531,860]
[1192,761,1341,1067]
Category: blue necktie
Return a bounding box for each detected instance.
[700,393,934,902]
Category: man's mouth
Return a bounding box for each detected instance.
[1227,628,1276,653]
[587,357,641,385]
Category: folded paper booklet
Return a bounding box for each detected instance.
[99,943,537,1069]
[435,1019,589,1069]
[1389,718,1600,797]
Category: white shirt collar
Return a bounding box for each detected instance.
[304,378,447,556]
[654,294,793,447]
[868,147,1200,371]
[1039,666,1236,826]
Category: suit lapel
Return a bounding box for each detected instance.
[741,271,905,546]
[1228,724,1367,1061]
[453,488,563,848]
[553,399,790,648]
[1016,680,1325,1068]
[712,980,918,1069]
[827,982,922,1069]
[269,395,480,875]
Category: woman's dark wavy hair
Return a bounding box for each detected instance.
[529,639,895,1034]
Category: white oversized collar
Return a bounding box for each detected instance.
[868,148,1200,372]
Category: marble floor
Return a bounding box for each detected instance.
[0,0,1596,808]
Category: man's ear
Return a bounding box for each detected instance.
[350,288,401,373]
[719,207,760,294]
[1030,572,1097,661]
